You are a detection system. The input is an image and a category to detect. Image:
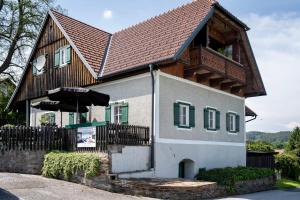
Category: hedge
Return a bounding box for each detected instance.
[195,166,274,192]
[275,153,300,180]
[42,151,101,180]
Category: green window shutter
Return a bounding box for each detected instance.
[226,113,230,131]
[174,102,180,126]
[69,112,74,125]
[66,45,71,64]
[121,103,128,124]
[54,49,60,67]
[216,110,220,130]
[236,114,240,132]
[204,108,209,129]
[32,59,37,75]
[80,113,87,123]
[105,106,111,123]
[189,105,195,128]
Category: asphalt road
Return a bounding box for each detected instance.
[0,173,299,200]
[216,189,300,200]
[0,173,156,200]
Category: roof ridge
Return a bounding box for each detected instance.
[50,9,112,35]
[113,0,214,34]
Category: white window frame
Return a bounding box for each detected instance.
[111,104,123,124]
[179,104,189,127]
[59,46,68,67]
[228,112,238,133]
[208,109,216,130]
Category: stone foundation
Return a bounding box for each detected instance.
[0,150,46,175]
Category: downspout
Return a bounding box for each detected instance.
[149,64,155,169]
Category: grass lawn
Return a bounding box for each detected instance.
[276,179,300,189]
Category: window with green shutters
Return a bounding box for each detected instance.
[54,45,71,67]
[204,107,220,131]
[226,112,240,133]
[105,102,128,124]
[174,101,195,129]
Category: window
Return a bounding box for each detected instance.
[60,47,67,66]
[204,107,220,131]
[54,45,71,67]
[105,102,128,124]
[208,109,216,130]
[113,105,123,124]
[40,112,56,126]
[174,102,195,129]
[226,112,240,133]
[179,104,189,127]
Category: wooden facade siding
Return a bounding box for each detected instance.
[15,17,98,103]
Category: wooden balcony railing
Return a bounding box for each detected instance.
[189,47,246,84]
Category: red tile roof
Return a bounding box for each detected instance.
[51,10,111,74]
[102,0,215,76]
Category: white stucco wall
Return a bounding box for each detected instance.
[154,142,246,178]
[153,71,246,178]
[110,145,151,173]
[30,73,152,128]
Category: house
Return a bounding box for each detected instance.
[7,0,265,179]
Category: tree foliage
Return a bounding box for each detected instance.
[247,140,275,152]
[0,0,65,82]
[0,79,25,125]
[287,127,300,157]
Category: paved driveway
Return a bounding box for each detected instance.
[0,173,156,200]
[217,189,300,200]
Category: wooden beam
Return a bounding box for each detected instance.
[231,85,245,94]
[210,78,225,87]
[221,81,237,90]
[197,72,214,82]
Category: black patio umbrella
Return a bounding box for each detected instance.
[47,87,110,124]
[47,87,110,107]
[32,101,89,113]
[32,100,89,127]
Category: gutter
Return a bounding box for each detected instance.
[246,115,257,123]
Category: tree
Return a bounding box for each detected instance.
[287,127,300,157]
[0,78,25,125]
[0,0,65,83]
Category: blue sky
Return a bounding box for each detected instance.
[55,0,300,132]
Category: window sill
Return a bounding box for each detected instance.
[205,129,219,133]
[176,125,193,131]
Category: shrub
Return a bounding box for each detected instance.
[195,166,274,192]
[247,141,275,152]
[275,153,300,180]
[42,151,101,180]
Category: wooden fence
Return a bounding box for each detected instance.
[0,124,150,152]
[246,151,278,169]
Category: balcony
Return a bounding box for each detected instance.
[185,47,246,85]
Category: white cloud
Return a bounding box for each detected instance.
[103,9,113,19]
[286,122,300,130]
[244,13,300,132]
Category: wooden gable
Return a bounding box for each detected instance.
[14,15,98,103]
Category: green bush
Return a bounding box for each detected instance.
[275,153,300,180]
[195,166,274,192]
[42,151,101,180]
[247,141,275,152]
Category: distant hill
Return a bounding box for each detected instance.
[246,131,291,148]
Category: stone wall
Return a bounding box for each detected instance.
[0,151,46,174]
